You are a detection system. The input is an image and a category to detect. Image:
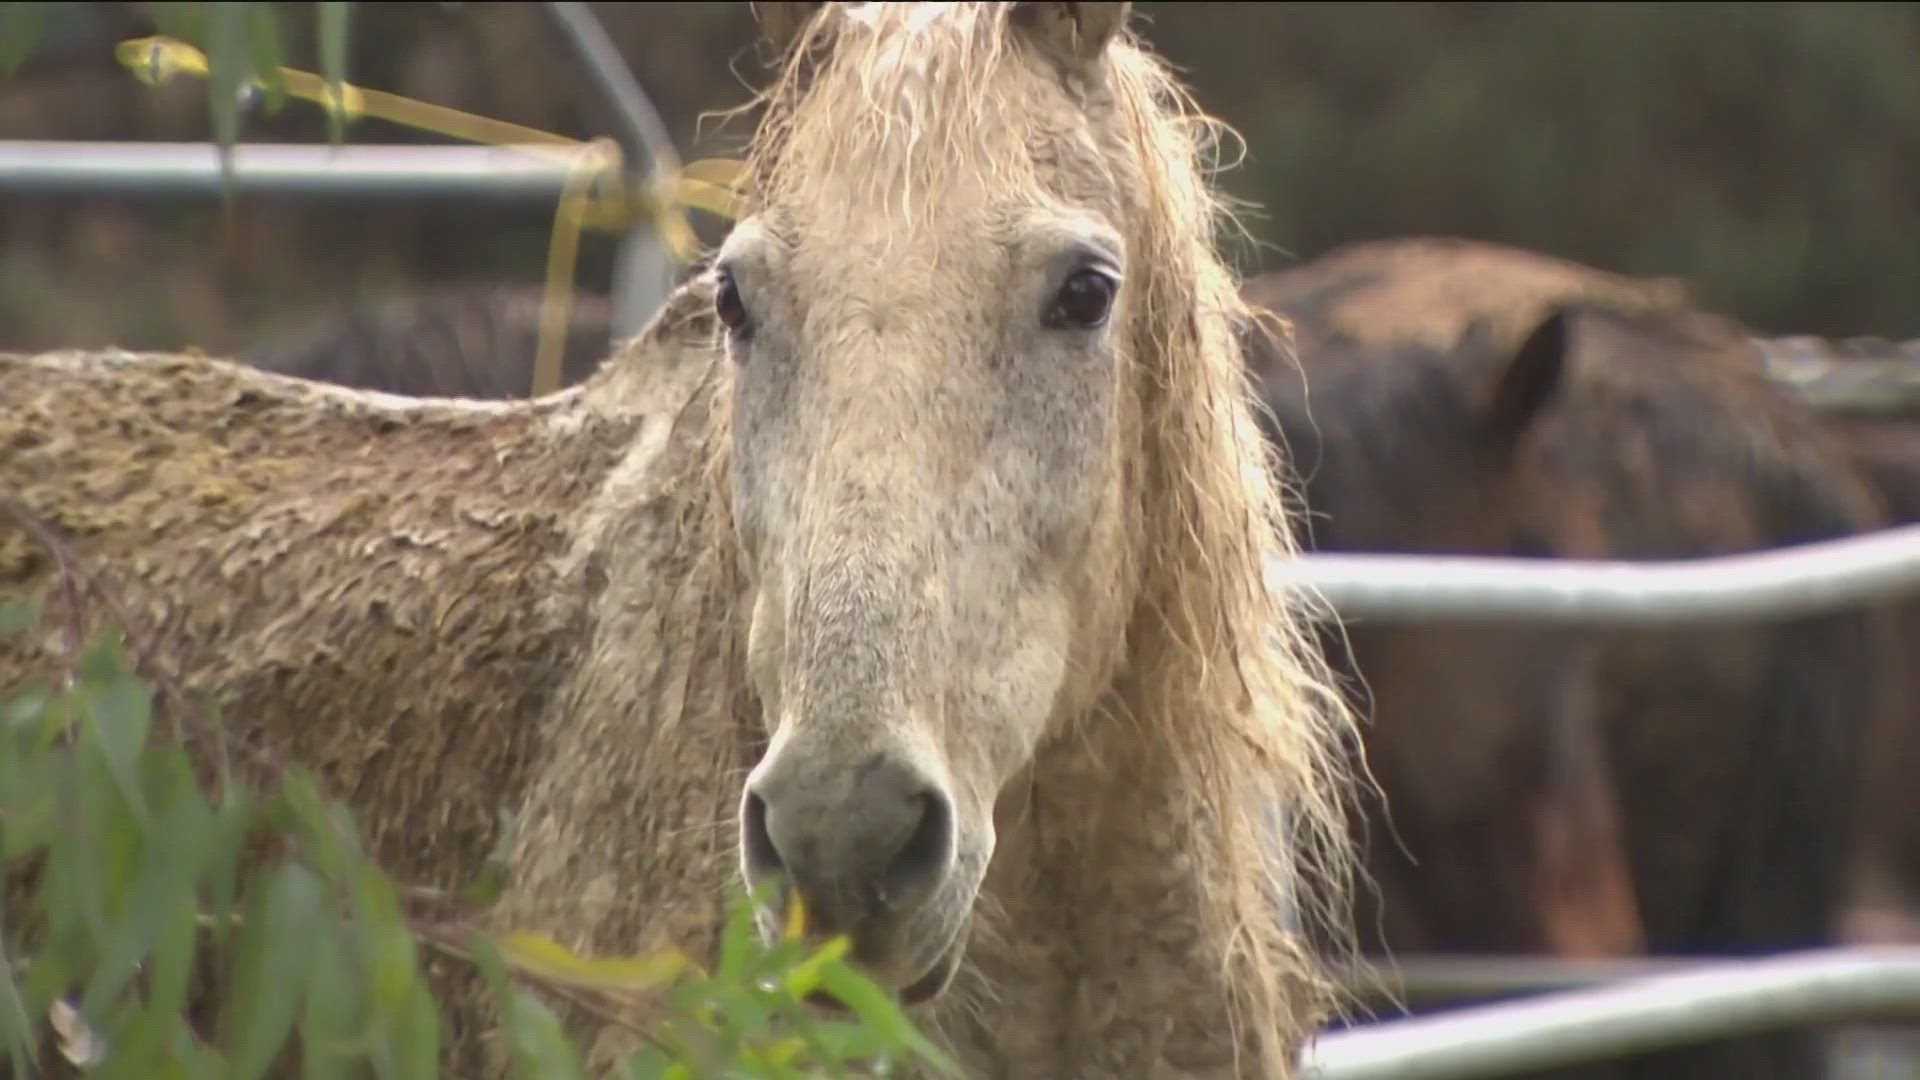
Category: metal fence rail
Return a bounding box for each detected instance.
[0,0,686,347]
[1302,948,1920,1080]
[1271,523,1920,623]
[1334,954,1739,1002]
[539,0,683,340]
[0,140,615,200]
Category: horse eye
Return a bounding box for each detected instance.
[1044,268,1117,330]
[714,270,751,334]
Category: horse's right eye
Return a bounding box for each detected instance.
[1044,267,1118,330]
[715,271,751,334]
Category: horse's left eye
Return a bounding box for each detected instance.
[715,269,751,335]
[1044,268,1117,330]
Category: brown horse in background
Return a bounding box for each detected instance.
[1755,334,1920,1079]
[1756,334,1920,948]
[1239,237,1897,1080]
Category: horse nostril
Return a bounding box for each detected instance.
[742,791,785,883]
[877,789,954,913]
[745,757,957,928]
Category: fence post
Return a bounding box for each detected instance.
[540,1,683,342]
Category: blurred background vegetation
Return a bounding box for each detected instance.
[2,1,1918,358]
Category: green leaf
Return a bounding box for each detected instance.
[147,896,204,1053]
[316,1,352,145]
[103,895,201,1076]
[33,684,72,749]
[622,1045,675,1080]
[698,979,773,1046]
[0,743,53,860]
[171,1019,230,1080]
[364,922,417,1024]
[0,2,48,78]
[470,934,514,1015]
[77,630,128,685]
[19,949,70,1041]
[490,930,688,993]
[789,1018,898,1064]
[202,790,252,953]
[2,682,50,735]
[79,784,215,1018]
[349,864,403,930]
[715,884,760,986]
[242,2,287,114]
[500,990,587,1080]
[814,963,961,1077]
[456,807,518,907]
[196,689,237,800]
[50,736,122,948]
[203,2,247,197]
[223,863,324,1080]
[774,934,849,1002]
[81,672,155,827]
[0,715,49,861]
[0,598,34,637]
[470,936,587,1080]
[146,2,207,45]
[0,930,38,1079]
[388,981,440,1080]
[298,923,359,1080]
[454,861,508,908]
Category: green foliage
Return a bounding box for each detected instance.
[315,2,351,145]
[2,2,355,159]
[0,598,957,1078]
[0,2,48,78]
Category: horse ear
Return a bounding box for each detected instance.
[753,1,829,58]
[1008,2,1132,68]
[1482,308,1571,451]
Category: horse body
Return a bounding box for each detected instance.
[1751,335,1920,945]
[1241,237,1894,1080]
[5,5,1361,1077]
[1838,414,1920,929]
[2,282,730,1070]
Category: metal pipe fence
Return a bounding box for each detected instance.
[1334,954,1734,1003]
[0,0,687,352]
[6,133,1920,623]
[1271,522,1920,623]
[0,140,604,200]
[538,0,683,339]
[1303,948,1920,1080]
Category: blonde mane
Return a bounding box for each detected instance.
[715,1,1365,1054]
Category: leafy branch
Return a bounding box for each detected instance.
[1,2,353,160]
[0,501,958,1078]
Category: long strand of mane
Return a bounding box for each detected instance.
[706,2,1364,1065]
[1096,29,1365,1056]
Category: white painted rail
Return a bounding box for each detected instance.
[1303,948,1920,1080]
[1270,524,1920,623]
